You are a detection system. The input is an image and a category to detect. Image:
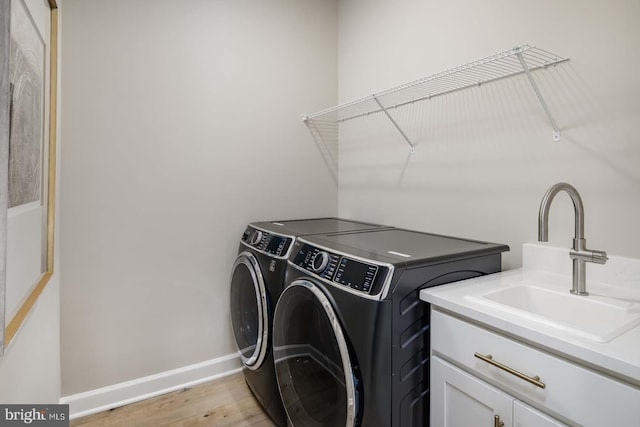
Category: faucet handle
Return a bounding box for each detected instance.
[590,250,609,264]
[570,249,608,264]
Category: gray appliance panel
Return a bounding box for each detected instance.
[252,217,389,236]
[300,228,509,267]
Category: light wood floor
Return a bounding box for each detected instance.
[70,373,276,427]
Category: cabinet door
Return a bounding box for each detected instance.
[514,401,568,427]
[431,310,640,426]
[431,356,513,427]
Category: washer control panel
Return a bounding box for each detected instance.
[241,226,293,257]
[292,243,387,295]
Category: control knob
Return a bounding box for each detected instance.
[311,251,330,273]
[250,230,263,246]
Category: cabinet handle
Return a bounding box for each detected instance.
[474,352,546,389]
[494,415,504,427]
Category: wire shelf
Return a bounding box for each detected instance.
[305,44,567,123]
[303,44,569,149]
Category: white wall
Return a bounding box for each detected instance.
[337,0,640,268]
[59,0,640,403]
[0,0,61,403]
[60,0,338,396]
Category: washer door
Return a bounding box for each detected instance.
[273,280,358,427]
[229,251,268,369]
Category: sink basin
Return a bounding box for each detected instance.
[468,282,640,343]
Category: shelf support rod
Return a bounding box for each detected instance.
[516,51,561,141]
[372,95,415,152]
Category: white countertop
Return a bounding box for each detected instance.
[420,243,640,385]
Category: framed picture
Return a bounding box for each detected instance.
[0,0,58,355]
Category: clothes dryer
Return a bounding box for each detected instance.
[229,218,390,426]
[273,228,509,426]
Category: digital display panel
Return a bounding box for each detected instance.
[265,236,286,255]
[334,257,377,291]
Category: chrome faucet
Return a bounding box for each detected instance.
[538,183,608,296]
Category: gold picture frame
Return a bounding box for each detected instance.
[0,0,58,355]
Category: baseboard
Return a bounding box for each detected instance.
[60,353,242,420]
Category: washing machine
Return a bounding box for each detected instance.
[229,218,390,426]
[273,228,509,426]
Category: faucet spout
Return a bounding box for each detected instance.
[538,183,584,243]
[537,183,607,296]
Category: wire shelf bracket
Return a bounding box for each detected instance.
[372,95,415,152]
[514,48,562,141]
[303,44,569,155]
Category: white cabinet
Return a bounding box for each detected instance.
[430,309,640,426]
[431,356,567,427]
[431,356,512,427]
[513,401,567,427]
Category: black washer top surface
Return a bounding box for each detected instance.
[299,228,509,267]
[251,217,389,236]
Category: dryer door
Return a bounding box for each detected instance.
[273,279,358,427]
[229,251,268,369]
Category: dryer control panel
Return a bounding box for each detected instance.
[291,243,389,295]
[241,226,293,258]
